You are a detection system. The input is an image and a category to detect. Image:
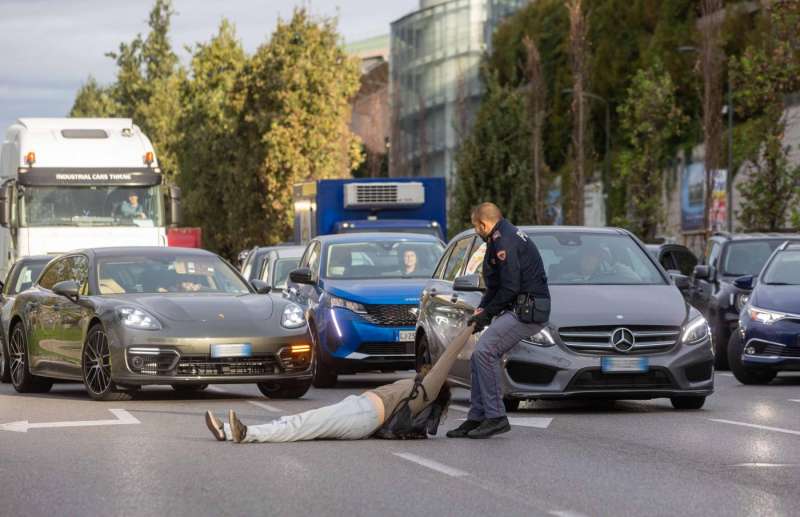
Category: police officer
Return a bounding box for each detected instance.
[447,202,550,439]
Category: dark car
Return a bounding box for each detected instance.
[0,256,53,383]
[691,232,800,368]
[5,247,313,401]
[288,233,444,387]
[254,245,304,291]
[416,227,714,411]
[728,242,800,384]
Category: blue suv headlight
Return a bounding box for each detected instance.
[329,295,367,314]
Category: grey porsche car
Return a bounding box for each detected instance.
[5,247,312,401]
[416,227,714,411]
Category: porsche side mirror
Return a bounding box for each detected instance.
[289,268,315,285]
[733,275,754,291]
[53,280,80,301]
[251,279,271,294]
[453,273,484,292]
[693,265,710,280]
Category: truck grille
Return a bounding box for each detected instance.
[558,325,680,355]
[362,304,418,327]
[176,356,281,377]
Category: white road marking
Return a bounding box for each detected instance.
[451,405,553,429]
[393,452,469,478]
[248,400,283,413]
[0,409,140,433]
[549,511,591,517]
[731,463,800,468]
[710,418,800,436]
[789,399,800,403]
[450,404,470,413]
[717,372,735,377]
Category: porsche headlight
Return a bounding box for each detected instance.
[748,306,785,325]
[681,316,709,344]
[523,327,555,347]
[328,295,367,314]
[117,307,162,330]
[281,303,306,329]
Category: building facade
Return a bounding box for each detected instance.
[389,0,529,181]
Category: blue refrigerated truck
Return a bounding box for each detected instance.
[293,178,447,243]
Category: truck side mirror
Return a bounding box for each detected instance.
[0,182,12,227]
[169,186,182,226]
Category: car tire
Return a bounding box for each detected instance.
[82,324,131,402]
[712,321,730,370]
[171,384,208,393]
[310,324,337,388]
[415,333,432,373]
[670,396,706,410]
[0,337,10,383]
[503,398,521,412]
[727,331,777,385]
[8,323,52,393]
[257,379,312,399]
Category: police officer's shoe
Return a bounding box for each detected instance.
[446,419,482,438]
[228,410,248,443]
[467,417,511,439]
[205,410,225,441]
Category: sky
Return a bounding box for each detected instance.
[0,0,417,132]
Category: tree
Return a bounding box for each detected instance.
[230,9,364,249]
[615,62,686,241]
[70,76,119,117]
[523,35,549,224]
[731,0,800,231]
[451,71,532,235]
[566,0,590,226]
[177,19,246,256]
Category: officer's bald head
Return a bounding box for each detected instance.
[471,203,503,240]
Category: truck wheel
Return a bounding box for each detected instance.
[728,332,777,385]
[9,323,52,393]
[712,321,730,370]
[310,325,337,388]
[258,379,311,399]
[670,396,706,410]
[82,325,131,401]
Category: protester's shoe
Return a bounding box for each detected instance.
[228,410,248,443]
[205,410,225,441]
[446,419,482,438]
[467,417,511,439]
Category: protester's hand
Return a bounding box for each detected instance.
[467,311,490,334]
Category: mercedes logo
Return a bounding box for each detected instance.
[610,328,635,353]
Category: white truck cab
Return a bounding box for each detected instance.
[0,118,180,278]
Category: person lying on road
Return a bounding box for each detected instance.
[204,326,475,443]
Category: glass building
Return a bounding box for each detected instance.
[390,0,529,181]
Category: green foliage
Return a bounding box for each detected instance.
[70,76,119,117]
[614,62,686,240]
[730,1,800,231]
[450,72,534,236]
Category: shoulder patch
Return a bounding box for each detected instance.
[497,250,507,261]
[492,231,501,241]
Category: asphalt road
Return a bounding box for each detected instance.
[1,371,799,517]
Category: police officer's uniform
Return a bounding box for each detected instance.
[467,218,550,422]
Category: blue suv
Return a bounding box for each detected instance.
[288,233,444,387]
[729,241,800,384]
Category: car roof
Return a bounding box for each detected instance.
[69,247,218,258]
[15,255,54,263]
[449,225,627,243]
[314,232,442,244]
[713,231,800,241]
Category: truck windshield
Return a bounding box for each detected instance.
[20,186,163,227]
[324,240,444,279]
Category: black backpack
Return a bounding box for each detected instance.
[373,376,451,440]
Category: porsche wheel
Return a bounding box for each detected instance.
[9,323,52,393]
[82,325,130,402]
[257,379,312,399]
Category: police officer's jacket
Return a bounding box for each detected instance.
[479,219,550,317]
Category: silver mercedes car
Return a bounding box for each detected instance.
[415,227,715,410]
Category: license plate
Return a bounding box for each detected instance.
[210,344,252,359]
[601,356,649,373]
[398,330,415,342]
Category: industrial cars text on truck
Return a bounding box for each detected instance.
[0,118,180,277]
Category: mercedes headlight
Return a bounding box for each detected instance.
[281,303,306,329]
[748,306,785,325]
[523,327,555,347]
[329,295,367,314]
[681,316,709,344]
[117,307,162,330]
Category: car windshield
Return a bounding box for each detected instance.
[762,250,800,285]
[527,231,666,285]
[339,227,442,238]
[12,261,48,294]
[324,240,444,279]
[272,258,300,288]
[722,240,795,276]
[20,185,163,227]
[96,255,250,295]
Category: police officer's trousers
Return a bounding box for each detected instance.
[468,311,542,420]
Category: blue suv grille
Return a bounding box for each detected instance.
[362,304,417,327]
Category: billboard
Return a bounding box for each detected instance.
[709,169,727,232]
[681,162,706,232]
